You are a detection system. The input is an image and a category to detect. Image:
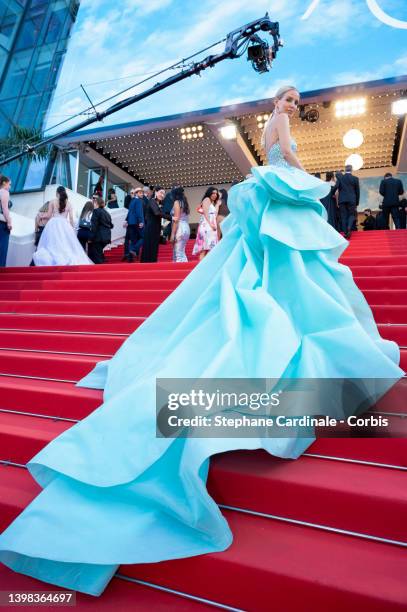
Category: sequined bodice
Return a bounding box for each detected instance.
[267,139,297,168]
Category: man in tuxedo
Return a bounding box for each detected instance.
[125,187,144,262]
[336,165,360,239]
[379,173,404,229]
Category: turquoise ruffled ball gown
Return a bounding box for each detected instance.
[0,141,403,595]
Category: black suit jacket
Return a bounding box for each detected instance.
[90,207,113,243]
[124,194,132,210]
[337,172,360,206]
[379,177,404,207]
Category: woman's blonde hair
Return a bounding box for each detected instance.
[261,85,299,149]
[38,201,50,213]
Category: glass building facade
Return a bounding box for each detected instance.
[0,0,80,191]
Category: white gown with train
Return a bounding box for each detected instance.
[33,202,93,267]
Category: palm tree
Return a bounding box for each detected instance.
[0,125,51,164]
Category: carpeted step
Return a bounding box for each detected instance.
[308,436,407,468]
[1,424,405,542]
[356,277,407,291]
[361,290,407,306]
[1,262,195,274]
[0,301,159,316]
[0,376,101,420]
[0,330,124,355]
[1,466,406,612]
[0,313,144,334]
[0,299,404,322]
[350,265,407,277]
[0,350,100,382]
[0,412,71,464]
[0,560,214,611]
[0,376,407,466]
[370,305,407,324]
[208,451,407,542]
[121,508,407,612]
[340,255,407,266]
[0,278,184,291]
[0,275,403,295]
[0,270,191,282]
[378,324,407,346]
[0,289,173,303]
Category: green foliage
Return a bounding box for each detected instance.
[0,125,51,162]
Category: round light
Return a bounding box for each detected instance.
[263,114,269,121]
[192,126,197,132]
[180,128,185,134]
[186,127,191,133]
[220,125,237,140]
[258,122,264,129]
[257,115,263,121]
[345,153,364,170]
[343,129,364,149]
[181,134,187,140]
[198,132,204,138]
[187,133,192,139]
[193,133,198,138]
[392,99,407,115]
[197,125,203,131]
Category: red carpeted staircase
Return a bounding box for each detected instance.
[0,229,406,611]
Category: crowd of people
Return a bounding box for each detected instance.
[120,184,229,264]
[317,167,406,236]
[0,165,404,268]
[0,178,231,267]
[31,188,113,266]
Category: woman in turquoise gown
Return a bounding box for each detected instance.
[0,86,403,596]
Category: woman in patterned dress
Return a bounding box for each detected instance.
[192,186,219,261]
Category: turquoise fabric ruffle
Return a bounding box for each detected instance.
[0,162,403,596]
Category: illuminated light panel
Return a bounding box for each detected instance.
[335,97,366,118]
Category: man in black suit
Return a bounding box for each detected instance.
[89,198,114,264]
[379,173,404,229]
[336,165,360,239]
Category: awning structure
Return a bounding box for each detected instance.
[58,75,407,189]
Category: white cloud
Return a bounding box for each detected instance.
[288,0,370,46]
[46,0,406,133]
[334,50,407,86]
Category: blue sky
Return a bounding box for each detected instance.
[46,0,407,133]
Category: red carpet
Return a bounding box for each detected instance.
[0,229,406,610]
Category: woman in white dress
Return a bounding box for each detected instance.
[33,187,93,266]
[192,186,219,261]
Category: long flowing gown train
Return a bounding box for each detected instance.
[33,203,92,266]
[0,141,403,595]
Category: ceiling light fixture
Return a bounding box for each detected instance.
[335,97,366,118]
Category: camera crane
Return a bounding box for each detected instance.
[0,13,282,167]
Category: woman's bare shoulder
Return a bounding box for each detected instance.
[274,113,289,124]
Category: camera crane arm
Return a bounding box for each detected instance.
[0,13,281,168]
